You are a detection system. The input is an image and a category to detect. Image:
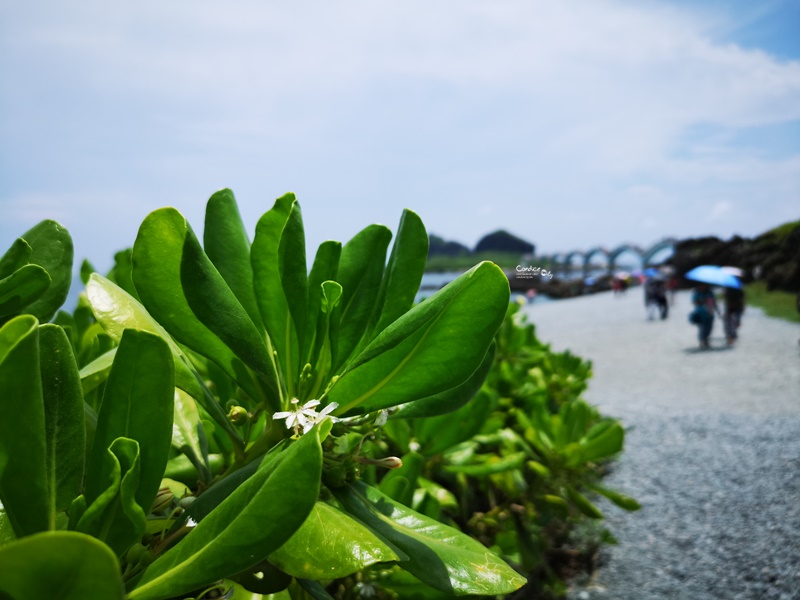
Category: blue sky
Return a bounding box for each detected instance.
[1,0,798,277]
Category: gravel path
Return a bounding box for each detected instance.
[523,289,800,600]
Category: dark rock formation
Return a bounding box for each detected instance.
[475,230,535,255]
[428,234,470,257]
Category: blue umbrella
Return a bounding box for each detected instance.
[644,267,660,277]
[685,265,742,289]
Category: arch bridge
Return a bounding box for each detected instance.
[539,238,677,278]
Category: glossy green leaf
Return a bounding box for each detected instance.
[171,389,209,483]
[333,224,392,371]
[278,200,309,362]
[269,502,401,579]
[415,390,494,457]
[0,264,51,322]
[335,482,526,595]
[19,220,73,323]
[304,241,341,364]
[78,347,117,394]
[86,329,174,515]
[39,324,85,516]
[367,209,428,339]
[251,194,303,394]
[307,281,342,390]
[394,344,495,420]
[0,531,124,600]
[76,437,146,556]
[108,248,139,299]
[0,316,50,536]
[374,568,458,600]
[417,477,458,510]
[328,262,509,415]
[0,501,16,548]
[85,274,236,439]
[133,208,278,408]
[204,189,263,329]
[0,238,32,279]
[129,425,323,600]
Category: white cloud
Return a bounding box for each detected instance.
[1,0,798,258]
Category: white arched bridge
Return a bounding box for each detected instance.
[539,237,677,277]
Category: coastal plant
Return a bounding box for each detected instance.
[0,190,526,599]
[343,301,639,598]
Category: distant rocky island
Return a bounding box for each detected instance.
[426,220,800,299]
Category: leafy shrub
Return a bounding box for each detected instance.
[0,190,528,600]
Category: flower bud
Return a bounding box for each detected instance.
[370,456,403,469]
[228,405,250,425]
[150,487,173,513]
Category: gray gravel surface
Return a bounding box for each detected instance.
[523,289,800,600]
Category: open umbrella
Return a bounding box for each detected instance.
[721,266,744,277]
[644,267,660,277]
[685,265,742,289]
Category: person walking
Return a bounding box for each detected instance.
[690,283,718,349]
[723,286,745,345]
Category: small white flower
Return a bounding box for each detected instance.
[273,398,339,436]
[186,517,198,528]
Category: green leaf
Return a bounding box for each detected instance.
[19,220,74,323]
[86,329,174,515]
[129,425,324,600]
[0,531,124,599]
[0,316,50,536]
[415,391,494,457]
[304,241,341,364]
[204,189,263,329]
[39,325,85,516]
[278,201,309,362]
[0,264,51,322]
[367,209,428,339]
[0,238,32,279]
[307,281,342,389]
[76,437,147,557]
[444,452,526,476]
[85,274,236,440]
[251,193,304,395]
[79,258,96,285]
[334,224,392,370]
[107,249,139,299]
[78,347,117,394]
[0,502,16,548]
[172,389,209,482]
[586,483,641,511]
[335,482,526,595]
[132,208,278,409]
[394,345,495,420]
[269,502,401,579]
[577,422,624,464]
[373,568,459,600]
[328,262,509,415]
[566,486,604,519]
